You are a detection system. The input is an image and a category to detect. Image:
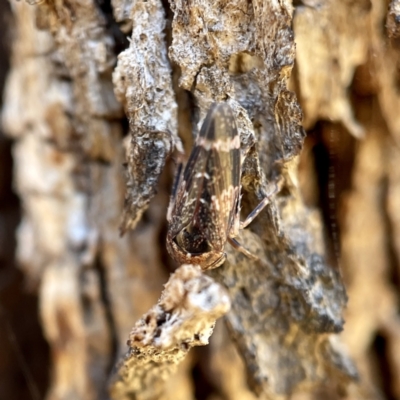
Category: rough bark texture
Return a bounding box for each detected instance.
[1,1,400,400]
[110,264,231,400]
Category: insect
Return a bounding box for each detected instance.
[166,102,280,270]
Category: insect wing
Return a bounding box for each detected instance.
[169,103,241,248]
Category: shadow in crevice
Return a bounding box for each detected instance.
[370,333,397,400]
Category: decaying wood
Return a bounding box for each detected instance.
[2,0,400,399]
[109,264,230,399]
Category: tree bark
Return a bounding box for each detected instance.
[1,1,400,400]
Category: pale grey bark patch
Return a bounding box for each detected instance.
[109,264,230,400]
[113,0,183,233]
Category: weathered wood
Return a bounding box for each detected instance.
[109,264,230,400]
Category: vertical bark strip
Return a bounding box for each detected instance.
[169,0,352,396]
[2,1,169,399]
[113,0,183,233]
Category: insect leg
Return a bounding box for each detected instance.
[240,178,283,230]
[167,162,183,222]
[227,237,258,261]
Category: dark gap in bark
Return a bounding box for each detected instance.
[240,287,251,302]
[0,136,20,208]
[160,0,173,49]
[120,113,130,139]
[94,0,130,55]
[93,255,119,373]
[0,2,12,96]
[311,121,356,269]
[191,348,222,400]
[313,129,332,266]
[370,333,397,400]
[292,0,316,7]
[179,89,196,152]
[0,272,50,400]
[192,363,215,400]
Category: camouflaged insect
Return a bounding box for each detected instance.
[167,103,277,270]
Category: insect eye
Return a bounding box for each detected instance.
[175,226,212,254]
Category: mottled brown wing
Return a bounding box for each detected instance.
[168,103,240,250]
